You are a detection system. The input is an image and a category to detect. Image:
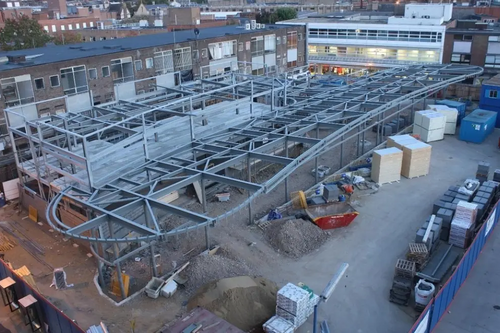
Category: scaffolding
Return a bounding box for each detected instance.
[5,64,483,299]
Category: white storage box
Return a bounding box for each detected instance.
[161,280,177,298]
[421,112,446,131]
[414,110,435,127]
[415,125,444,143]
[444,122,457,135]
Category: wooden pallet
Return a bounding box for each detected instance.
[394,259,416,279]
[407,243,429,265]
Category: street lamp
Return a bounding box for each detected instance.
[313,262,349,333]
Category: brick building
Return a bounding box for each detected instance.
[0,24,306,146]
[442,19,500,71]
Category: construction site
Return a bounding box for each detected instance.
[1,63,498,333]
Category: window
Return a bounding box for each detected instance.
[68,24,73,30]
[134,60,142,71]
[34,78,44,90]
[287,60,297,68]
[489,90,498,98]
[1,75,35,107]
[451,53,471,64]
[485,54,500,68]
[90,22,94,27]
[298,33,303,41]
[43,26,49,32]
[208,41,236,60]
[251,36,264,57]
[145,58,153,69]
[60,65,88,95]
[174,47,192,71]
[277,37,281,45]
[201,48,207,58]
[192,50,199,60]
[76,23,80,29]
[264,34,276,53]
[51,25,56,32]
[83,22,87,28]
[154,50,174,74]
[463,35,473,41]
[101,66,110,77]
[88,68,97,80]
[238,42,243,52]
[110,57,134,83]
[50,75,60,87]
[61,25,65,31]
[287,31,297,49]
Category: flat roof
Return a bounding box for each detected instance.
[447,27,500,34]
[0,24,293,71]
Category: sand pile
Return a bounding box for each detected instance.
[183,248,252,294]
[265,219,328,258]
[188,276,278,332]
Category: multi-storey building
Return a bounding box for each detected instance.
[0,24,306,150]
[443,18,500,72]
[279,4,453,75]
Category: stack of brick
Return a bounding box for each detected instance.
[275,283,319,329]
[476,162,490,184]
[449,201,478,248]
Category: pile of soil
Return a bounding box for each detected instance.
[183,248,252,295]
[265,218,329,258]
[188,276,278,332]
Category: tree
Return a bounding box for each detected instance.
[257,8,297,24]
[0,16,52,51]
[54,32,82,45]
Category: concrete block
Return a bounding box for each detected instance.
[444,190,456,198]
[448,185,460,192]
[455,194,470,202]
[437,208,453,228]
[440,227,450,241]
[440,195,454,203]
[452,198,461,205]
[433,200,446,214]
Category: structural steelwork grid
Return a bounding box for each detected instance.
[5,64,482,298]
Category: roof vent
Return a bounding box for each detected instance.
[69,46,82,49]
[80,47,97,51]
[103,44,122,49]
[7,55,26,64]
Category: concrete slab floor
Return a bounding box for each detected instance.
[433,213,500,333]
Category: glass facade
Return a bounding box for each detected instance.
[308,28,442,43]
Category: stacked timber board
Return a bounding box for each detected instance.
[371,147,403,184]
[401,142,432,178]
[386,135,432,179]
[413,111,446,142]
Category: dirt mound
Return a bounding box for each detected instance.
[188,276,278,332]
[265,219,328,258]
[183,248,252,295]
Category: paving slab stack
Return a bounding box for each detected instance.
[472,180,498,220]
[449,201,478,248]
[428,105,459,135]
[476,162,490,184]
[413,111,446,143]
[275,283,319,329]
[263,316,294,333]
[371,147,403,184]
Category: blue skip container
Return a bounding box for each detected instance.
[459,109,497,144]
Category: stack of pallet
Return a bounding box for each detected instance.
[413,111,446,143]
[428,105,459,135]
[389,259,416,306]
[449,201,478,248]
[401,142,432,178]
[275,283,319,329]
[406,243,429,267]
[371,147,403,184]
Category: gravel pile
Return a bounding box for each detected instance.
[265,219,329,258]
[183,248,252,295]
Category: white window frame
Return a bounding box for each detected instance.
[110,57,134,83]
[60,65,88,95]
[134,60,143,71]
[49,75,60,87]
[88,68,97,80]
[34,77,44,90]
[101,66,110,77]
[145,58,153,69]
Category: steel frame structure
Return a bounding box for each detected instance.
[5,64,482,299]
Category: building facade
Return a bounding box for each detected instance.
[443,19,500,72]
[0,24,306,150]
[279,4,453,74]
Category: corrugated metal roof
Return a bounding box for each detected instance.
[0,24,293,72]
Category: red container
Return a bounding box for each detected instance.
[305,202,359,230]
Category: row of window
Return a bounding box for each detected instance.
[308,28,443,42]
[43,21,95,33]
